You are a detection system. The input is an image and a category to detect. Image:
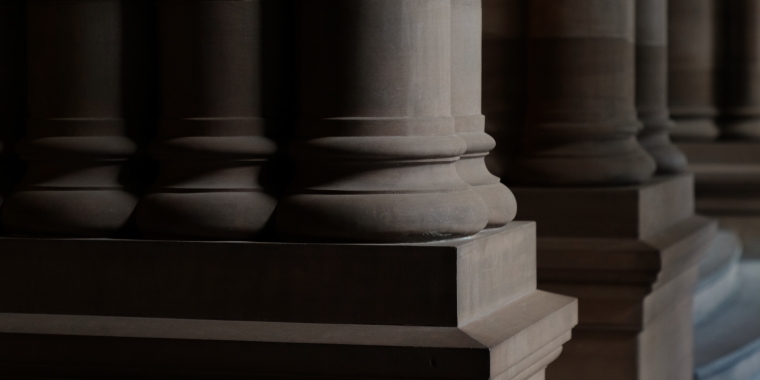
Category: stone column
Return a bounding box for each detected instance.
[482,0,527,179]
[636,0,687,173]
[514,0,656,185]
[276,0,488,243]
[508,1,715,379]
[135,0,282,240]
[0,0,25,208]
[2,0,138,237]
[452,0,516,228]
[721,0,760,139]
[668,0,720,140]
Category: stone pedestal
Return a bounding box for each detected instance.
[512,174,717,380]
[680,142,760,240]
[0,223,576,379]
[678,141,760,258]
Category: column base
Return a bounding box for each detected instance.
[512,174,717,380]
[0,223,576,379]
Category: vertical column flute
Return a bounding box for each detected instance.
[636,0,688,172]
[2,0,139,237]
[277,0,489,242]
[452,0,516,227]
[136,0,282,240]
[514,0,655,185]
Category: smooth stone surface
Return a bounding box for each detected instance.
[513,173,695,239]
[514,0,656,185]
[135,0,284,240]
[693,230,743,325]
[668,0,720,141]
[2,0,141,237]
[678,141,760,259]
[635,0,688,173]
[721,0,760,141]
[514,174,717,380]
[694,260,760,380]
[0,223,537,327]
[276,0,489,243]
[0,222,577,379]
[452,0,517,227]
[0,289,576,379]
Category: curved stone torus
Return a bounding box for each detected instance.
[2,0,139,237]
[636,0,688,173]
[721,0,760,140]
[513,0,656,185]
[276,0,489,243]
[668,0,720,140]
[452,0,516,227]
[135,0,281,240]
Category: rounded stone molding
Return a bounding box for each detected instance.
[452,0,516,227]
[276,0,489,243]
[134,0,281,240]
[513,0,656,185]
[635,0,688,173]
[2,0,139,237]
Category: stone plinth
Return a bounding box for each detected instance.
[678,141,760,258]
[0,223,576,379]
[512,174,717,380]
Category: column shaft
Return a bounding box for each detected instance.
[452,0,516,227]
[636,0,687,173]
[2,0,139,237]
[482,0,527,179]
[276,0,488,243]
[0,0,25,207]
[515,0,655,185]
[722,0,760,139]
[136,0,283,240]
[668,0,720,140]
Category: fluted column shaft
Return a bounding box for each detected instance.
[515,0,655,185]
[722,0,760,139]
[636,0,687,173]
[668,0,720,140]
[2,0,138,237]
[452,0,516,227]
[135,0,281,240]
[276,0,488,243]
[482,0,527,179]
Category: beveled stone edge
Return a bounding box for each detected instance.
[0,290,577,380]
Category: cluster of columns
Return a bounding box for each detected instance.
[0,2,580,380]
[0,0,514,244]
[483,0,719,379]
